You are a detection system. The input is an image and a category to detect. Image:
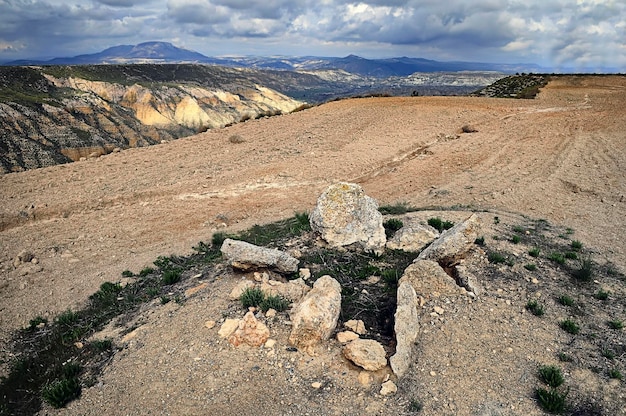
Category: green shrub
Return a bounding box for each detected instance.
[161,269,181,285]
[139,267,154,277]
[513,225,525,233]
[558,295,574,306]
[560,320,580,335]
[536,387,568,413]
[240,287,265,309]
[121,270,134,277]
[260,294,289,312]
[41,377,81,408]
[539,365,564,388]
[379,202,413,215]
[558,352,573,362]
[408,399,423,412]
[528,247,541,258]
[609,368,623,380]
[488,252,506,264]
[548,253,566,265]
[474,236,485,246]
[510,235,521,244]
[28,316,48,330]
[601,348,615,360]
[565,251,578,260]
[572,258,593,281]
[526,300,544,316]
[570,240,583,251]
[56,310,79,326]
[607,320,623,330]
[594,290,609,301]
[383,218,404,238]
[427,217,454,232]
[91,339,112,352]
[524,263,537,271]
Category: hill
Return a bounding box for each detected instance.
[0,75,624,415]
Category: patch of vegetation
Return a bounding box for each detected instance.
[378,202,415,215]
[570,240,583,251]
[228,134,245,144]
[239,287,266,309]
[524,263,537,271]
[408,399,423,412]
[572,257,594,282]
[427,217,455,232]
[474,236,485,246]
[608,368,623,380]
[560,320,580,335]
[528,247,541,258]
[558,295,574,307]
[565,251,578,260]
[558,352,573,362]
[510,235,521,244]
[487,251,507,264]
[139,267,154,277]
[28,316,48,330]
[526,300,545,316]
[162,269,182,285]
[548,252,566,265]
[593,290,609,301]
[539,365,564,388]
[536,387,568,414]
[607,320,623,330]
[383,218,404,238]
[121,270,134,277]
[260,294,290,313]
[601,348,615,360]
[41,375,81,409]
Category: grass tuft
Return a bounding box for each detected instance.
[570,240,583,251]
[488,251,507,264]
[528,247,541,258]
[548,252,566,265]
[239,287,265,309]
[383,218,404,238]
[427,217,455,232]
[260,294,290,313]
[41,376,81,409]
[524,263,537,271]
[608,368,623,380]
[607,320,623,330]
[593,290,609,301]
[558,295,574,307]
[536,387,568,414]
[572,258,594,281]
[560,320,580,335]
[526,300,545,316]
[474,236,485,246]
[379,202,414,215]
[539,365,564,388]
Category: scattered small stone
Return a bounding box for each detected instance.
[531,278,539,284]
[380,380,397,396]
[358,371,373,386]
[345,319,366,335]
[265,308,277,318]
[218,319,240,338]
[433,306,444,315]
[311,382,322,389]
[204,320,216,329]
[430,371,437,376]
[336,331,359,344]
[264,339,277,349]
[299,268,311,280]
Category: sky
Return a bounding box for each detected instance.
[0,0,624,71]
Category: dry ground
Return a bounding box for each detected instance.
[0,75,625,415]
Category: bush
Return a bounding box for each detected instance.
[474,236,485,246]
[570,240,583,250]
[558,295,574,306]
[536,387,568,413]
[539,365,564,388]
[572,258,593,281]
[548,253,566,265]
[526,300,545,316]
[383,218,404,238]
[607,320,623,330]
[528,247,541,257]
[428,217,454,232]
[260,294,289,312]
[594,290,609,301]
[240,287,265,309]
[488,252,506,264]
[560,320,580,335]
[41,377,81,408]
[161,269,181,285]
[524,263,537,271]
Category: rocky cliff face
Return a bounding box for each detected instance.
[0,65,303,173]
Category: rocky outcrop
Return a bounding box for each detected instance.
[220,239,299,273]
[310,182,386,254]
[288,275,341,352]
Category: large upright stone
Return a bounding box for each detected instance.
[220,238,299,273]
[389,281,420,377]
[288,275,341,351]
[310,182,386,254]
[417,213,481,264]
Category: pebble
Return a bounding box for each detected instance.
[434,306,444,314]
[430,371,437,376]
[311,382,322,389]
[204,320,216,329]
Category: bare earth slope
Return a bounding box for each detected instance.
[0,76,625,415]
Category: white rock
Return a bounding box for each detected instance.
[380,380,397,396]
[228,311,270,347]
[218,319,240,338]
[417,213,482,264]
[389,281,420,377]
[345,319,367,335]
[221,239,299,273]
[343,339,387,371]
[386,223,439,252]
[288,275,341,351]
[310,182,386,254]
[336,331,360,344]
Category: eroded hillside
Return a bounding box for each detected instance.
[0,65,304,173]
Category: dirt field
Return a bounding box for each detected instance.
[1,75,625,415]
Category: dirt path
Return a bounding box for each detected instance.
[0,75,625,415]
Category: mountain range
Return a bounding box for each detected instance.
[4,41,545,76]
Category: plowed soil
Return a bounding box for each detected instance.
[1,75,625,415]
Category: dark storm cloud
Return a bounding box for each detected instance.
[0,0,623,70]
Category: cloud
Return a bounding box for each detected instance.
[0,0,623,70]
